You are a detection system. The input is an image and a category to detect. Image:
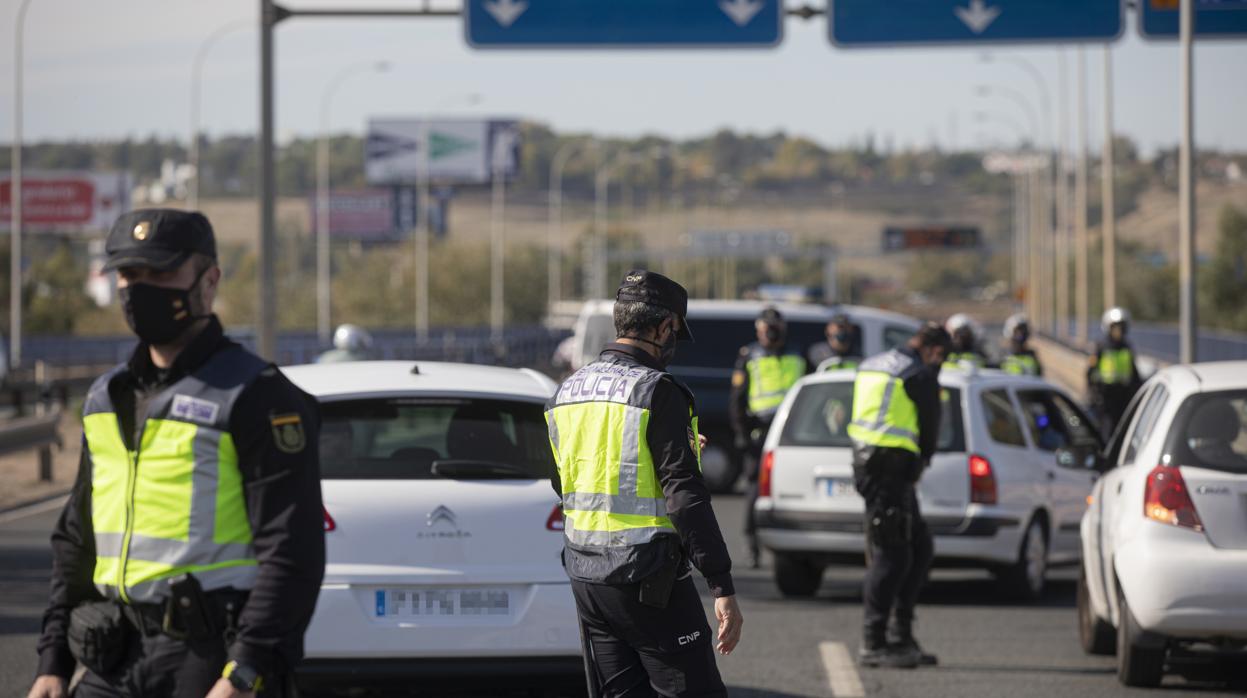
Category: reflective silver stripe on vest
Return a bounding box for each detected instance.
[562,521,673,547]
[851,373,917,437]
[118,564,260,604]
[94,533,254,568]
[547,412,561,455]
[560,402,666,519]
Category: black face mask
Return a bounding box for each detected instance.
[765,326,784,343]
[626,324,679,369]
[120,269,209,345]
[831,331,852,346]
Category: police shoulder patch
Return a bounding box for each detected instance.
[270,412,306,454]
[731,371,745,387]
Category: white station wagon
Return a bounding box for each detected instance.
[755,365,1102,600]
[283,361,582,694]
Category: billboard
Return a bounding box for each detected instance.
[365,119,521,185]
[882,226,981,252]
[309,189,403,241]
[0,171,132,234]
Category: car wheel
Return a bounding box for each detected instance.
[995,517,1048,601]
[700,443,739,493]
[1077,565,1115,655]
[1116,587,1166,687]
[773,553,824,598]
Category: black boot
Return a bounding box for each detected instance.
[859,626,919,669]
[888,618,938,666]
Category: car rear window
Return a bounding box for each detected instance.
[1164,390,1247,475]
[779,381,964,452]
[318,397,555,480]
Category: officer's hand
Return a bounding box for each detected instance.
[714,595,743,656]
[205,678,254,698]
[26,676,66,698]
[698,433,709,451]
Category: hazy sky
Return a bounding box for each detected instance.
[3,0,1246,156]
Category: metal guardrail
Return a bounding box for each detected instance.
[0,410,63,482]
[1055,320,1247,364]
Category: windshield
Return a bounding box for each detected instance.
[1165,391,1247,475]
[779,381,964,452]
[319,397,556,480]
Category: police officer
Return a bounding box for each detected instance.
[730,307,809,568]
[1088,307,1142,440]
[809,313,863,372]
[27,210,325,698]
[943,313,987,369]
[1000,314,1042,377]
[849,322,950,669]
[546,270,742,697]
[316,324,375,363]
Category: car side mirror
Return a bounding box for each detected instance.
[1055,445,1104,472]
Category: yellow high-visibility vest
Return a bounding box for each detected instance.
[82,348,267,604]
[1097,347,1134,385]
[847,349,921,455]
[746,349,806,417]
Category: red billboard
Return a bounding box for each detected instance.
[308,188,408,241]
[0,171,131,233]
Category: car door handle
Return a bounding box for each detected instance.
[1116,482,1123,494]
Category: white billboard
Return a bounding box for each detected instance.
[365,119,520,185]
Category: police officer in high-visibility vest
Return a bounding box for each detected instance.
[1088,307,1142,441]
[943,313,987,370]
[849,323,950,669]
[1000,314,1043,377]
[809,313,863,373]
[730,307,809,568]
[28,210,324,698]
[546,270,743,697]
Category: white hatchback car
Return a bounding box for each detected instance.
[1077,361,1247,687]
[282,361,583,694]
[755,366,1102,600]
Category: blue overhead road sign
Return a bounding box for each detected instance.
[465,0,783,48]
[831,0,1124,47]
[1140,0,1247,38]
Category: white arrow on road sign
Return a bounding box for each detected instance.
[955,0,1002,34]
[720,0,765,27]
[485,0,528,27]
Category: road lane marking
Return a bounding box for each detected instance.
[0,495,69,525]
[820,641,865,697]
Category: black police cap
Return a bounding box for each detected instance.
[103,209,217,272]
[616,269,693,341]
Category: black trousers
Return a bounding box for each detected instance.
[571,576,727,698]
[854,450,935,642]
[71,627,289,698]
[741,428,767,551]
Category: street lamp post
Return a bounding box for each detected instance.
[1102,47,1118,311]
[593,152,644,300]
[1178,0,1197,363]
[416,94,480,342]
[10,0,34,369]
[1075,48,1090,345]
[548,139,595,310]
[189,18,251,210]
[317,61,390,344]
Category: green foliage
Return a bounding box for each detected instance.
[25,243,98,334]
[1202,205,1247,332]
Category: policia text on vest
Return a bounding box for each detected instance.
[31,209,325,698]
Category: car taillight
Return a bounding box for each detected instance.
[759,451,775,498]
[546,504,565,532]
[1144,464,1203,531]
[323,507,337,532]
[969,454,997,505]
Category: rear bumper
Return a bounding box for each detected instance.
[1116,524,1247,639]
[296,656,585,691]
[756,509,1022,566]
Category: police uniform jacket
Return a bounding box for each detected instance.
[549,343,735,599]
[36,316,325,682]
[729,342,809,438]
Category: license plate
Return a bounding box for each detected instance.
[822,478,856,498]
[374,588,511,618]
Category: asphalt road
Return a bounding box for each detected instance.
[1,493,1243,698]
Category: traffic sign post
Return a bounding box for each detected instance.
[465,0,783,48]
[1140,0,1247,38]
[830,0,1124,46]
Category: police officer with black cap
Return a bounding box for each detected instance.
[546,270,742,697]
[27,209,325,698]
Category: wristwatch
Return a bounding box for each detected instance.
[222,660,265,692]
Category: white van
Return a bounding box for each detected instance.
[570,300,922,491]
